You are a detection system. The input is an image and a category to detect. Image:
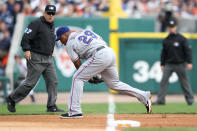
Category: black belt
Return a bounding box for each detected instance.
[96,46,105,52]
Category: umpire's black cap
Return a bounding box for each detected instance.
[167,18,177,27]
[45,5,56,14]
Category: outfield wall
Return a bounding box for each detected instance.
[15,16,197,93]
[119,37,197,94]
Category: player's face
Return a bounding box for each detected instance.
[44,12,55,23]
[60,33,69,45]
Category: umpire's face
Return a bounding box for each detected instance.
[168,26,177,34]
[44,12,55,23]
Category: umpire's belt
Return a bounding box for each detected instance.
[96,46,105,52]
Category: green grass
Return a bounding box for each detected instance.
[116,102,197,114]
[0,102,197,115]
[122,128,197,131]
[0,103,108,115]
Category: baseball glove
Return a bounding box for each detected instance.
[88,75,104,84]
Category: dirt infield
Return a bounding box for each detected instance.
[0,114,197,131]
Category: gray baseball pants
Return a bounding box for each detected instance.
[10,52,58,108]
[68,47,150,115]
[157,63,194,104]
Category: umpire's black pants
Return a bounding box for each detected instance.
[157,63,194,105]
[10,52,58,108]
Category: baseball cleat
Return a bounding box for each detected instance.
[145,92,152,114]
[6,96,16,113]
[60,113,83,119]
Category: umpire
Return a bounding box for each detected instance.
[153,18,194,105]
[6,5,64,112]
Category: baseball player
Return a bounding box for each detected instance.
[56,26,152,118]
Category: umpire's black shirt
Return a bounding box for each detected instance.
[21,16,56,56]
[161,33,192,65]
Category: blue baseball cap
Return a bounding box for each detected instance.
[56,26,70,41]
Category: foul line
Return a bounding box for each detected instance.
[106,94,116,131]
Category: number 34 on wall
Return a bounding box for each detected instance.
[133,60,178,83]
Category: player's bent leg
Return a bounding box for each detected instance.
[102,67,152,113]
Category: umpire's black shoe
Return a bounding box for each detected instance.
[60,113,83,119]
[6,96,16,112]
[152,101,165,105]
[47,105,64,112]
[188,102,194,106]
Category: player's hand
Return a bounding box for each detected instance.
[187,64,192,71]
[161,65,165,72]
[24,51,31,60]
[88,76,104,84]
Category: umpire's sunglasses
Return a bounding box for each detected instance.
[47,12,55,16]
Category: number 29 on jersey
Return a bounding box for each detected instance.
[78,30,97,45]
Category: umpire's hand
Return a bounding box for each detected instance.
[24,51,31,60]
[187,64,192,71]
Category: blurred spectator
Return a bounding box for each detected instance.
[180,2,193,19]
[30,0,41,11]
[55,0,67,12]
[34,5,44,17]
[0,21,8,39]
[75,0,88,17]
[0,20,11,63]
[0,21,10,96]
[157,2,175,32]
[97,0,109,12]
[22,3,34,16]
[56,0,75,17]
[192,0,197,17]
[125,0,144,18]
[6,0,15,13]
[0,29,10,79]
[0,3,14,35]
[0,30,10,68]
[0,31,11,55]
[146,0,160,13]
[83,2,93,17]
[36,0,51,12]
[2,0,197,19]
[131,4,142,18]
[13,2,22,25]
